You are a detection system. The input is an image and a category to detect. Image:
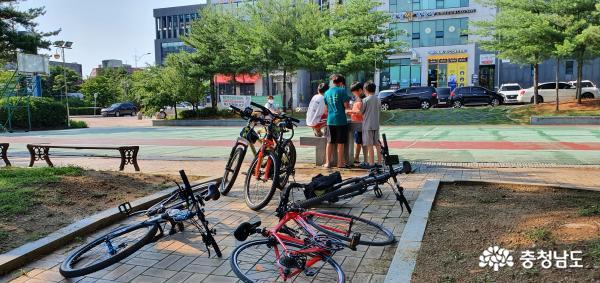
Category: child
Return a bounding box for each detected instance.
[361,82,382,168]
[346,82,368,168]
[306,83,329,137]
[264,95,278,114]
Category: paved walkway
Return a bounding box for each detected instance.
[3,123,600,164]
[2,161,599,283]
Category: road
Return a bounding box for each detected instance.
[2,117,600,165]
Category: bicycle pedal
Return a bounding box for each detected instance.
[304,268,318,276]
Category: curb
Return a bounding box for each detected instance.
[385,179,440,283]
[446,179,600,192]
[0,175,222,276]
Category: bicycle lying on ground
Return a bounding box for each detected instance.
[242,102,299,211]
[230,188,395,282]
[282,134,413,214]
[59,170,222,278]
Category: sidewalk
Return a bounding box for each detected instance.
[2,158,599,283]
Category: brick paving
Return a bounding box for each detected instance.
[2,162,599,283]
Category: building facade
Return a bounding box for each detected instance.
[153,4,204,65]
[89,59,136,77]
[48,61,83,78]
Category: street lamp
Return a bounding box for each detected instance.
[134,52,151,68]
[54,40,73,127]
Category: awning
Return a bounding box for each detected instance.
[215,73,260,84]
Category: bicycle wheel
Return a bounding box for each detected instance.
[230,239,345,283]
[306,211,395,246]
[221,146,246,195]
[277,141,296,189]
[60,222,159,278]
[244,152,279,211]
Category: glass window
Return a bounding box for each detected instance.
[565,61,574,75]
[436,0,444,8]
[421,0,436,10]
[460,18,469,44]
[396,22,412,46]
[410,64,421,86]
[444,19,461,45]
[391,0,412,12]
[420,20,435,47]
[460,0,469,6]
[445,0,460,8]
[412,0,420,11]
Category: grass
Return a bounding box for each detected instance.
[0,166,84,217]
[382,106,516,126]
[589,238,600,265]
[524,227,552,243]
[69,120,88,129]
[578,205,600,216]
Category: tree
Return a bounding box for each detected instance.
[0,0,59,62]
[130,66,173,116]
[552,0,599,104]
[41,65,81,98]
[473,0,562,104]
[163,52,209,116]
[315,0,399,77]
[80,75,121,107]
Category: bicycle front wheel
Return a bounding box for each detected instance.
[306,211,395,246]
[244,152,279,211]
[277,141,296,189]
[230,239,345,283]
[221,146,246,195]
[60,222,158,278]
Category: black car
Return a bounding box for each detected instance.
[101,102,138,117]
[380,86,438,110]
[449,86,504,108]
[435,87,452,107]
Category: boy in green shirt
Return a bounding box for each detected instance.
[323,74,350,168]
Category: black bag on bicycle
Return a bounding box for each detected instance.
[304,172,342,199]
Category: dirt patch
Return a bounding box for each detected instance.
[510,99,600,123]
[412,184,600,283]
[0,171,205,253]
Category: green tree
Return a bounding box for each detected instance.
[130,66,174,116]
[473,0,562,104]
[41,65,81,98]
[0,0,59,62]
[80,75,119,107]
[552,0,599,104]
[163,52,209,116]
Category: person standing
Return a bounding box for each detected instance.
[323,74,350,168]
[264,95,278,113]
[346,82,368,168]
[306,83,329,137]
[361,82,382,168]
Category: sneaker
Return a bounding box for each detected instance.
[359,162,371,169]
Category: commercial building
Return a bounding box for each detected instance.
[48,61,83,78]
[89,60,136,77]
[153,4,204,65]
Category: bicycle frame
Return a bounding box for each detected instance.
[266,210,352,280]
[253,135,276,181]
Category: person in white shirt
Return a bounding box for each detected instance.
[264,95,278,114]
[306,83,329,137]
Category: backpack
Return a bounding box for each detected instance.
[304,172,342,199]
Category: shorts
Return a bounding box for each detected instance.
[354,130,363,145]
[327,124,348,144]
[362,129,380,146]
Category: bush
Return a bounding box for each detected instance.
[69,107,100,116]
[0,97,68,129]
[179,108,237,119]
[69,120,88,128]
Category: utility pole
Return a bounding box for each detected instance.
[54,41,73,127]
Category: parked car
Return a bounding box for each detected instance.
[380,86,438,110]
[449,86,504,108]
[518,82,577,103]
[568,80,599,99]
[101,102,137,117]
[435,87,451,107]
[498,83,523,104]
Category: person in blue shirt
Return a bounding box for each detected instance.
[323,74,350,168]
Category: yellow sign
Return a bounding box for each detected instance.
[428,54,468,88]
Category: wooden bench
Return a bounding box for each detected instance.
[0,143,10,166]
[26,144,140,171]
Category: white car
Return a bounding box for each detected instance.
[498,83,522,104]
[568,80,599,99]
[518,82,577,104]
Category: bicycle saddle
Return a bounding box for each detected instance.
[234,221,262,241]
[203,184,220,201]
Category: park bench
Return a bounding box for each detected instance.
[0,143,10,166]
[26,144,140,171]
[300,121,362,166]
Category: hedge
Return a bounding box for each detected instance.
[70,107,100,116]
[0,97,67,129]
[179,108,238,119]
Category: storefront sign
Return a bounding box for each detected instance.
[428,54,469,88]
[392,8,477,22]
[480,54,496,65]
[428,49,468,55]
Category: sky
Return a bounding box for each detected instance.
[18,0,206,77]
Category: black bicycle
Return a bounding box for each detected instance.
[59,170,222,278]
[281,134,413,214]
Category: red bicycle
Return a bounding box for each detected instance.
[230,191,394,282]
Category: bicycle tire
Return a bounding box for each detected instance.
[60,222,158,278]
[295,181,369,208]
[306,210,395,246]
[221,146,246,195]
[244,152,279,211]
[277,141,296,189]
[230,239,345,283]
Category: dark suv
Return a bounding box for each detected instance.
[380,86,438,110]
[435,87,452,107]
[101,102,138,117]
[449,86,504,108]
